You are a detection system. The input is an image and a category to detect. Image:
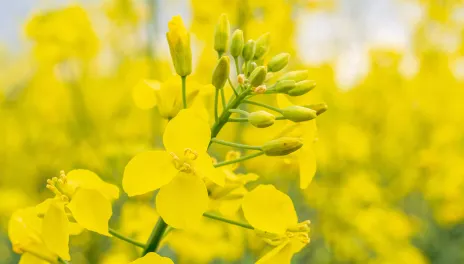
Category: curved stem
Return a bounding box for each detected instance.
[214,151,264,168]
[228,77,239,96]
[109,228,145,248]
[211,138,262,150]
[181,76,187,109]
[142,218,168,256]
[229,108,249,116]
[242,99,283,114]
[203,212,254,230]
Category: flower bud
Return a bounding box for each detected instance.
[166,16,192,76]
[248,110,275,128]
[282,105,317,122]
[305,103,328,115]
[214,14,230,54]
[278,70,308,82]
[275,80,296,93]
[253,85,267,94]
[268,53,290,72]
[254,33,271,60]
[212,56,230,89]
[288,80,316,96]
[230,29,244,58]
[242,40,256,61]
[246,61,258,76]
[237,74,245,84]
[249,66,267,87]
[262,137,303,156]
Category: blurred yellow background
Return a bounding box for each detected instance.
[1,0,464,263]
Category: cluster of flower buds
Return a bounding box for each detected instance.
[209,13,327,131]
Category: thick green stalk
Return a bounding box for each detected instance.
[142,218,168,256]
[210,86,251,142]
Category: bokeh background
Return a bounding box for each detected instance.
[1,0,464,263]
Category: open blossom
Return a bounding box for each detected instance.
[123,109,225,229]
[242,185,310,264]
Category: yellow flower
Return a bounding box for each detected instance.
[9,201,71,263]
[45,170,118,236]
[242,185,310,264]
[123,109,225,229]
[130,252,173,264]
[132,76,202,119]
[166,15,192,77]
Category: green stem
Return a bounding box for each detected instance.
[181,76,187,109]
[58,258,69,264]
[214,89,219,122]
[275,116,286,120]
[243,99,283,114]
[203,212,254,230]
[229,108,249,116]
[109,228,145,248]
[211,138,262,150]
[220,87,227,112]
[214,151,264,168]
[142,218,168,256]
[234,56,241,76]
[209,86,252,145]
[228,77,239,96]
[228,117,248,122]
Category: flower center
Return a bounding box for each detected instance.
[46,170,73,202]
[170,148,198,173]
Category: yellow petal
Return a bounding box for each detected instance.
[130,252,174,264]
[19,253,49,264]
[8,208,42,248]
[256,240,292,264]
[132,80,159,110]
[123,150,178,196]
[67,188,112,236]
[194,152,225,186]
[299,146,316,189]
[67,169,119,200]
[163,109,211,156]
[156,172,208,229]
[42,201,70,260]
[242,185,297,234]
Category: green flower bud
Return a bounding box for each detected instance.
[214,14,230,54]
[242,40,256,61]
[288,80,316,96]
[249,66,267,87]
[275,80,296,93]
[278,70,308,82]
[254,33,271,60]
[262,137,303,156]
[305,103,328,115]
[248,110,275,128]
[230,29,244,58]
[282,105,317,122]
[246,61,258,76]
[212,56,230,89]
[268,53,290,72]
